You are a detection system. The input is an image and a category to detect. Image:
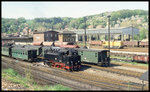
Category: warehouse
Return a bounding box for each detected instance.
[2,37,14,45]
[2,37,33,45]
[71,26,139,42]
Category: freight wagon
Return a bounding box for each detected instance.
[139,41,149,47]
[123,41,149,47]
[123,41,139,47]
[89,41,103,46]
[133,55,149,63]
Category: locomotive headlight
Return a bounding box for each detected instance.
[55,58,57,60]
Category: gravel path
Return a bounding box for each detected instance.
[83,68,148,85]
[2,78,29,91]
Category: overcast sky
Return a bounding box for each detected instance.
[2,1,148,19]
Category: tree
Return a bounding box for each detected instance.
[139,28,147,40]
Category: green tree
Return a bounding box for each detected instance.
[139,28,148,40]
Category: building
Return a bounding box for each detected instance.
[58,31,76,43]
[2,37,14,45]
[71,26,139,42]
[33,30,59,43]
[13,37,33,45]
[2,37,33,45]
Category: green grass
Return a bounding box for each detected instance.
[2,68,30,87]
[110,56,133,60]
[111,60,148,66]
[77,42,90,46]
[2,68,71,90]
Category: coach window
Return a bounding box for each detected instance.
[81,51,83,55]
[95,53,97,57]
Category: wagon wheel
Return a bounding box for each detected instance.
[77,67,80,71]
[69,69,73,72]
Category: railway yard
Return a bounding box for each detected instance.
[1,41,149,91]
[2,48,149,91]
[2,3,149,91]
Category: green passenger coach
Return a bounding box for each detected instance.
[11,47,37,61]
[24,45,42,56]
[77,49,110,66]
[2,46,12,56]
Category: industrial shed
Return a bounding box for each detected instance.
[2,37,14,45]
[71,26,139,42]
[2,37,33,45]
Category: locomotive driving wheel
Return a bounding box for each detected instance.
[44,60,52,67]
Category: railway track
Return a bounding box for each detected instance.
[2,60,89,90]
[89,45,148,53]
[2,56,146,90]
[82,63,143,78]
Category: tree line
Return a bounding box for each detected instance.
[2,9,148,40]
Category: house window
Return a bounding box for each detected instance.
[51,34,53,37]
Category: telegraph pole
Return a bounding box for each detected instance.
[52,25,54,31]
[107,15,111,66]
[132,23,133,41]
[84,17,87,49]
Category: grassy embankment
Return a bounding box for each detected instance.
[2,68,71,90]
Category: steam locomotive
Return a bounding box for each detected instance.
[2,43,81,71]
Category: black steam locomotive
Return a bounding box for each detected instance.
[43,46,81,71]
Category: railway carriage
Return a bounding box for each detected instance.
[77,48,110,66]
[102,41,124,49]
[24,45,42,56]
[2,46,12,56]
[11,47,37,62]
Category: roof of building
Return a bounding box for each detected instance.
[2,37,33,40]
[12,47,37,51]
[58,31,76,35]
[33,30,59,34]
[70,26,139,35]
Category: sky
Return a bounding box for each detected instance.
[2,1,149,19]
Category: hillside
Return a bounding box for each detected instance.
[2,9,148,40]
